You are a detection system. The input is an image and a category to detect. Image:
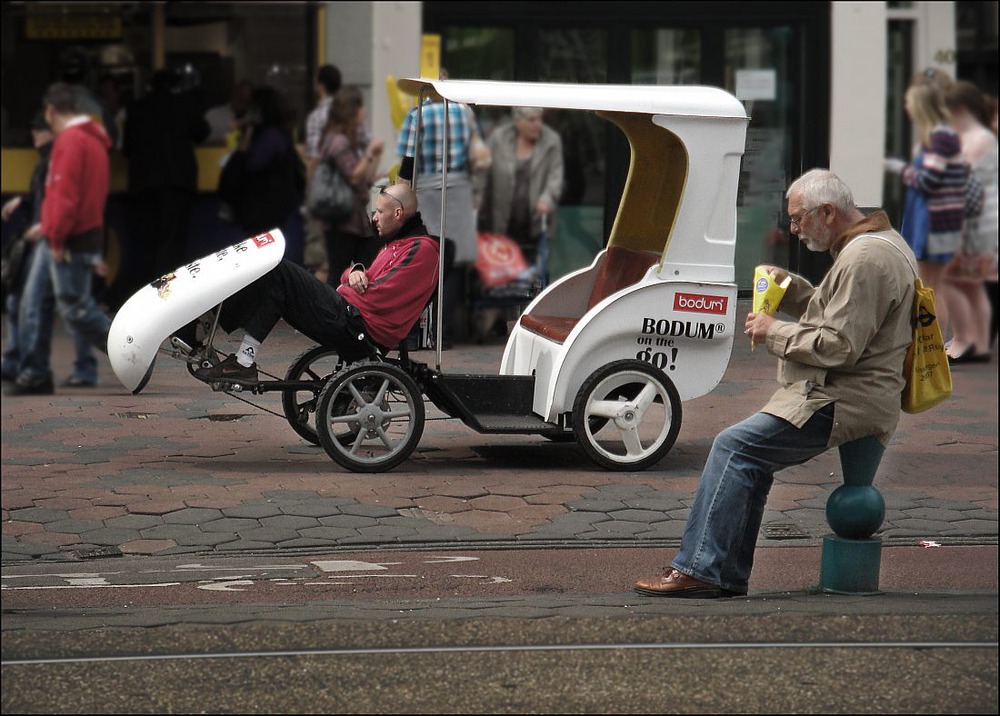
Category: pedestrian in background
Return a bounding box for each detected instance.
[634,169,916,598]
[943,80,998,364]
[318,85,385,280]
[5,83,113,396]
[204,80,254,146]
[2,110,96,388]
[122,69,210,289]
[303,64,342,281]
[223,86,304,238]
[479,106,564,272]
[396,85,476,346]
[885,77,967,343]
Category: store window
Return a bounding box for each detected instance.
[632,28,702,85]
[724,27,795,286]
[0,2,310,150]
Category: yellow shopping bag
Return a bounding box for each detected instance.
[902,278,952,413]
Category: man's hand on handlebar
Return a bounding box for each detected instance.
[348,268,369,294]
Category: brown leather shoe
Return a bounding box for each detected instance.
[634,569,734,598]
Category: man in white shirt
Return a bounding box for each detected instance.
[204,80,253,145]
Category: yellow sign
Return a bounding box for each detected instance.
[25,15,122,41]
[421,34,441,79]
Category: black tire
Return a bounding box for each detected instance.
[572,359,681,471]
[281,346,346,445]
[315,361,425,472]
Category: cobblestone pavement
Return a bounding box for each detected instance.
[2,301,996,564]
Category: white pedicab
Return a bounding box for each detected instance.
[108,78,749,473]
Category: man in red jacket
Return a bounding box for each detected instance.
[193,183,440,384]
[7,82,113,395]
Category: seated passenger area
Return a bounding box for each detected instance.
[519,246,659,344]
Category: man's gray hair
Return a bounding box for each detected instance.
[786,169,855,212]
[513,106,543,119]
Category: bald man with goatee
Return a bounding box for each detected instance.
[190,184,439,384]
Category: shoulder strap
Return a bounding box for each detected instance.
[854,233,919,280]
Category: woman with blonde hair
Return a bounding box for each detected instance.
[943,81,998,363]
[319,85,384,281]
[886,79,968,340]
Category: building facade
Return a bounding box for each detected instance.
[1,1,995,295]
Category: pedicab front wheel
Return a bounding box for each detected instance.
[572,359,682,471]
[315,361,425,473]
[281,346,347,445]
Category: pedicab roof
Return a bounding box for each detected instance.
[397,78,747,119]
[398,78,749,280]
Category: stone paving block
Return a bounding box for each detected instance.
[582,521,652,538]
[31,497,94,511]
[904,507,974,522]
[258,515,321,530]
[222,503,285,519]
[78,527,143,545]
[66,506,128,521]
[23,532,82,546]
[140,524,204,541]
[567,499,628,513]
[298,526,361,541]
[355,525,421,540]
[163,507,226,525]
[339,503,401,519]
[200,517,261,533]
[233,527,301,543]
[278,501,348,518]
[175,532,238,547]
[106,514,166,531]
[46,518,106,534]
[120,539,177,555]
[608,508,665,523]
[623,496,688,512]
[942,519,999,535]
[215,540,278,551]
[317,515,378,529]
[7,507,70,523]
[129,499,190,515]
[468,495,528,512]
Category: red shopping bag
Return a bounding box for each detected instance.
[475,232,529,288]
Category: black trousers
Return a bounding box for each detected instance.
[220,260,366,357]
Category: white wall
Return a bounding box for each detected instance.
[322,1,421,178]
[372,2,422,171]
[829,2,888,208]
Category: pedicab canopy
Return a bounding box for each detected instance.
[397,78,749,283]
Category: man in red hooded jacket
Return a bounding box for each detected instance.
[7,82,113,395]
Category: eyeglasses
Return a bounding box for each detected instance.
[789,206,820,227]
[379,186,403,212]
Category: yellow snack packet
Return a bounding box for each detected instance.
[751,266,792,349]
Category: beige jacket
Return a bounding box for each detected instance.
[762,211,917,446]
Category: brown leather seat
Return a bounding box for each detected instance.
[519,246,659,344]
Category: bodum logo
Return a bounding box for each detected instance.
[673,292,728,315]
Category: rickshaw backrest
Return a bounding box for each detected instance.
[588,247,659,310]
[520,246,659,344]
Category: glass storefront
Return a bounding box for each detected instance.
[431,3,829,291]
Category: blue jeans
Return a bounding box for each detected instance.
[672,405,835,594]
[16,242,106,384]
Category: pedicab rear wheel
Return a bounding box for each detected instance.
[572,359,681,471]
[281,346,347,445]
[315,361,425,472]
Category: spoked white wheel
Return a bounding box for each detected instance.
[572,359,681,471]
[281,346,346,445]
[316,361,425,472]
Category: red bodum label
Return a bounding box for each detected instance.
[673,292,728,315]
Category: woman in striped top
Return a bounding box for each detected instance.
[888,80,969,342]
